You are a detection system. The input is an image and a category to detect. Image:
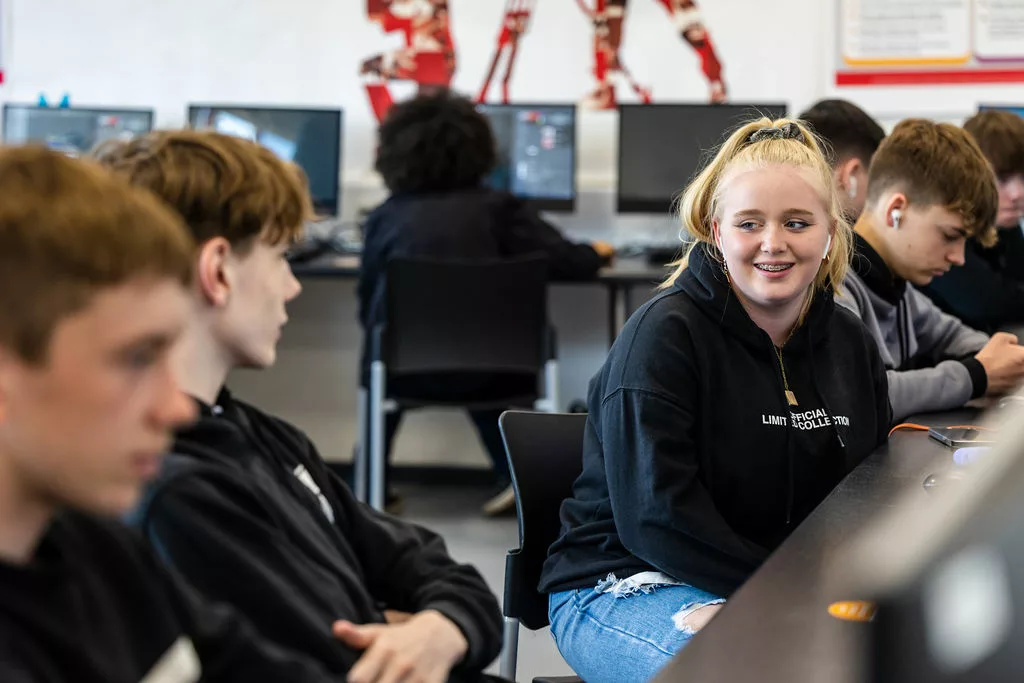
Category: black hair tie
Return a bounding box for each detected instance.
[747,122,805,144]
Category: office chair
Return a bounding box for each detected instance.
[354,256,559,510]
[498,410,586,683]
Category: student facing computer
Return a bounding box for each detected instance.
[539,118,891,683]
[359,89,615,516]
[917,110,1024,332]
[838,119,1024,421]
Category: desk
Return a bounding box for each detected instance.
[652,410,979,683]
[290,254,669,347]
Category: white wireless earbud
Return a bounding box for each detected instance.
[891,208,903,230]
[847,176,857,200]
[823,234,832,260]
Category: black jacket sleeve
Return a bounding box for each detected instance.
[141,473,364,674]
[316,463,503,673]
[158,559,339,682]
[497,194,605,280]
[922,242,1024,332]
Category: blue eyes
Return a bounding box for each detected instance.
[736,220,811,230]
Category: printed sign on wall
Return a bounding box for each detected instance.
[836,0,1024,86]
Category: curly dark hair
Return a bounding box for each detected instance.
[375,90,496,194]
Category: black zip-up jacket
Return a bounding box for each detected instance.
[0,511,338,683]
[357,187,605,380]
[918,226,1024,333]
[539,245,891,599]
[130,389,502,679]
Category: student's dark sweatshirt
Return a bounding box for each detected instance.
[130,389,502,679]
[918,226,1024,333]
[539,245,892,599]
[0,511,338,683]
[357,187,605,378]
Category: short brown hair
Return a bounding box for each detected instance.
[0,146,194,364]
[100,130,312,250]
[963,110,1024,180]
[866,119,998,247]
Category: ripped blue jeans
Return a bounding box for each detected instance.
[548,572,725,683]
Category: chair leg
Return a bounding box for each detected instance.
[353,388,369,503]
[499,617,520,681]
[543,359,559,413]
[369,362,387,512]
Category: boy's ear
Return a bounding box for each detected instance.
[196,237,232,307]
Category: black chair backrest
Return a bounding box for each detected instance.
[499,410,587,630]
[379,256,550,376]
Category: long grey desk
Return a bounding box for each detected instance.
[652,410,981,683]
[289,254,670,347]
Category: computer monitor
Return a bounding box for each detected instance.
[979,104,1024,118]
[2,104,154,157]
[617,103,788,214]
[188,105,343,217]
[476,103,577,212]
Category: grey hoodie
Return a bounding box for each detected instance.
[836,234,989,421]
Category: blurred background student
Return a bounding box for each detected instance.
[358,90,615,516]
[918,109,1024,332]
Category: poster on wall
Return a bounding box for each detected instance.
[836,0,1024,86]
[358,0,728,121]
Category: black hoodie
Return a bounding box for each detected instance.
[129,390,502,680]
[0,511,338,683]
[539,245,891,599]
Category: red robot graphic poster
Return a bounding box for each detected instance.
[361,0,457,122]
[360,0,728,120]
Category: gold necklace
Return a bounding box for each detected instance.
[774,327,798,407]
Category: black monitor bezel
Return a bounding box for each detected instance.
[2,103,156,146]
[187,103,344,217]
[616,102,789,215]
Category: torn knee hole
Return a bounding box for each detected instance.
[672,602,723,633]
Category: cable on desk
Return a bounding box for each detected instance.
[888,423,991,438]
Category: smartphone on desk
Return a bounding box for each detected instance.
[928,426,996,449]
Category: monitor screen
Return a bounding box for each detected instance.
[477,103,577,212]
[2,105,154,157]
[979,104,1024,118]
[188,105,343,217]
[617,103,788,214]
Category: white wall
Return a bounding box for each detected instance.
[9,0,1020,213]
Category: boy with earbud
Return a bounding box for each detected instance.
[837,119,1024,421]
[917,110,1024,332]
[798,99,886,222]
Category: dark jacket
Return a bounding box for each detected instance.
[0,511,336,683]
[539,245,891,599]
[357,188,604,373]
[130,389,503,678]
[918,226,1024,333]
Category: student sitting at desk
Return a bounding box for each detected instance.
[797,98,886,222]
[917,110,1024,332]
[539,119,891,683]
[0,147,341,682]
[359,90,615,516]
[837,119,1024,421]
[102,131,504,683]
